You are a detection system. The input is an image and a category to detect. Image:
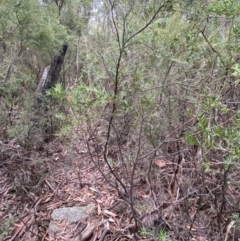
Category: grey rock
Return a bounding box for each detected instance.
[51,203,95,222]
[48,203,95,240]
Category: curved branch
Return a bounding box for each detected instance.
[125,3,166,45]
[197,26,225,67]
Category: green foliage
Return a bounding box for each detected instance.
[46,81,111,139]
[2,0,240,238]
[0,0,67,52]
[7,94,38,146]
[232,63,240,86]
[157,229,169,241]
[231,213,240,228]
[140,227,169,241]
[66,83,110,114]
[185,95,240,173]
[136,203,154,214]
[209,0,240,17]
[47,83,66,99]
[0,0,70,142]
[140,227,152,238]
[0,216,14,240]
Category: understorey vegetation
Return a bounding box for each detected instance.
[1,0,240,240]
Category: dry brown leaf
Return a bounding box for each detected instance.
[78,221,103,241]
[108,218,115,223]
[97,203,101,215]
[103,209,117,217]
[89,187,98,192]
[139,192,151,199]
[10,222,25,241]
[186,225,197,231]
[224,221,235,241]
[155,160,173,168]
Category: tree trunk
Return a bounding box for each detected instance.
[35,44,68,104]
[33,44,68,141]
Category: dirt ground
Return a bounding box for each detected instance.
[1,139,239,241]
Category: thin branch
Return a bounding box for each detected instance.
[109,0,121,51]
[122,3,133,48]
[0,24,20,46]
[129,116,144,230]
[96,50,114,80]
[125,3,166,45]
[139,117,196,160]
[197,26,225,67]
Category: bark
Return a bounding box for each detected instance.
[35,44,68,104]
[33,44,68,141]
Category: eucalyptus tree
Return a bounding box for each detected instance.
[0,0,68,143]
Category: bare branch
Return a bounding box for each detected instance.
[109,0,121,50]
[197,26,225,67]
[125,3,166,45]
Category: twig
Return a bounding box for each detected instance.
[139,117,196,160]
[125,3,166,45]
[197,26,225,67]
[224,221,235,241]
[129,117,144,230]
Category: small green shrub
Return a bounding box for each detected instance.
[157,228,169,241]
[0,216,14,240]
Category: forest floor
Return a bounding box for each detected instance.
[1,139,154,241]
[0,138,238,240]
